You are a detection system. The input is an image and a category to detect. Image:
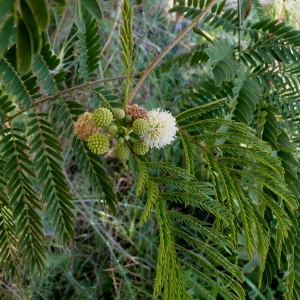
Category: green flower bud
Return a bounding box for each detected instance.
[115,145,129,160]
[113,108,125,120]
[124,114,132,124]
[117,137,124,144]
[108,124,118,136]
[88,133,110,154]
[132,118,149,136]
[133,140,149,155]
[92,108,113,127]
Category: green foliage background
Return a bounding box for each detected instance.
[1,0,300,299]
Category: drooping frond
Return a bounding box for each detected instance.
[135,160,148,196]
[178,131,195,175]
[170,0,238,34]
[27,111,75,247]
[176,100,298,293]
[0,46,40,110]
[176,97,227,123]
[72,4,101,82]
[72,136,118,214]
[0,159,20,280]
[32,36,66,97]
[140,180,158,226]
[153,197,190,299]
[0,126,46,275]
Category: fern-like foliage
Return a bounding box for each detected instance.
[0,46,40,110]
[0,90,15,125]
[205,38,239,87]
[0,0,118,277]
[72,136,118,215]
[162,43,209,71]
[139,159,245,299]
[0,159,19,280]
[32,36,65,97]
[156,99,297,298]
[170,0,238,34]
[27,111,75,247]
[0,126,46,275]
[72,5,101,82]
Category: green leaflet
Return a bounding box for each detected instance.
[20,0,41,54]
[0,16,14,59]
[139,180,158,226]
[136,161,148,196]
[81,0,103,21]
[16,17,33,74]
[179,131,195,175]
[24,0,49,32]
[176,98,227,123]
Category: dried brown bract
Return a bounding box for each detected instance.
[74,112,99,140]
[125,104,148,121]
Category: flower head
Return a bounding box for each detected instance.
[142,109,177,149]
[88,133,109,154]
[74,112,99,140]
[92,108,113,127]
[125,104,148,121]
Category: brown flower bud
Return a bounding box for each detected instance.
[125,104,148,121]
[74,112,99,140]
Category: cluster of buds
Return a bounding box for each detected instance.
[74,104,178,161]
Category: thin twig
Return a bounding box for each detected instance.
[101,0,123,55]
[5,73,141,123]
[126,0,218,106]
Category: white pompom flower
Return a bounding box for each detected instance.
[142,108,178,149]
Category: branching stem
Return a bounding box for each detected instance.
[6,74,141,123]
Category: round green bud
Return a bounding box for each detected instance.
[117,137,124,144]
[132,118,149,136]
[88,133,109,154]
[115,145,129,160]
[92,108,113,127]
[108,124,118,136]
[133,140,149,155]
[113,108,125,120]
[124,114,132,124]
[124,135,130,141]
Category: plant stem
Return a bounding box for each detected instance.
[6,74,141,123]
[126,0,218,106]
